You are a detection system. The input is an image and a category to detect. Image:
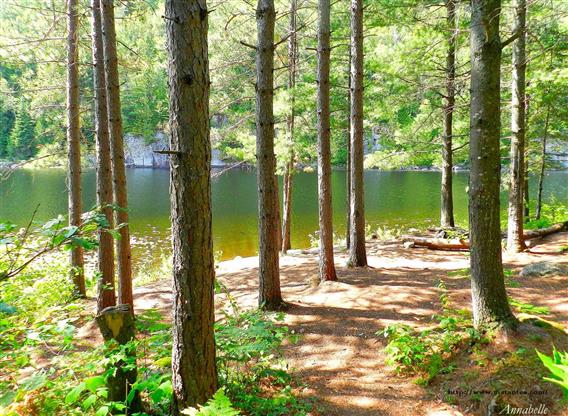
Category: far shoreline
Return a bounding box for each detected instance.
[3,161,568,174]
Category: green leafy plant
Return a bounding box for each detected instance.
[509,298,550,315]
[377,280,483,384]
[536,348,568,399]
[182,388,240,415]
[1,208,117,281]
[447,268,470,279]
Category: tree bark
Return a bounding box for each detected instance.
[95,304,141,411]
[256,0,283,309]
[535,105,550,220]
[506,0,527,253]
[441,0,456,228]
[523,94,530,221]
[346,48,352,250]
[281,158,293,253]
[165,0,218,410]
[91,0,116,313]
[348,0,367,267]
[275,175,282,252]
[281,0,297,254]
[66,0,85,297]
[317,0,338,282]
[468,0,516,329]
[100,0,133,311]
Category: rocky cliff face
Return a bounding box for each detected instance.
[124,132,169,168]
[124,131,227,168]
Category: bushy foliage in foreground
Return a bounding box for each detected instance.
[0,263,309,416]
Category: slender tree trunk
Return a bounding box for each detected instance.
[506,0,527,253]
[346,48,352,250]
[441,0,456,228]
[165,0,218,410]
[281,0,297,254]
[348,0,367,267]
[317,0,337,282]
[256,0,283,309]
[66,0,85,297]
[468,0,516,329]
[275,175,282,252]
[524,94,530,221]
[91,0,115,312]
[535,105,550,220]
[100,0,133,311]
[281,158,293,252]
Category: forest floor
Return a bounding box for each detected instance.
[82,232,568,416]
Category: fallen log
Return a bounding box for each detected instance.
[401,236,469,251]
[522,221,568,240]
[402,221,568,251]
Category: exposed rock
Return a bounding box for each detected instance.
[124,132,169,168]
[519,261,568,278]
[124,131,228,168]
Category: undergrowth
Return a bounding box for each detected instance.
[376,279,489,385]
[0,263,311,415]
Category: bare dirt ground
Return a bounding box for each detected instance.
[123,232,567,416]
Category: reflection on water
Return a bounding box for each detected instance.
[1,168,567,261]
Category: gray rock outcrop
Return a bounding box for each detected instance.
[519,261,568,278]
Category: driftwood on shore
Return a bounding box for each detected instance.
[522,221,568,240]
[402,237,469,251]
[403,221,568,251]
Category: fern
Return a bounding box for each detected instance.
[536,348,568,399]
[182,388,241,416]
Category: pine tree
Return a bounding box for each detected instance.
[8,98,35,160]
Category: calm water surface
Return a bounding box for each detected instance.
[0,168,566,261]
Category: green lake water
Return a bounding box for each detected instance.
[0,168,566,261]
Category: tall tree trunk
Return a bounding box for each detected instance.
[535,105,550,220]
[66,0,85,297]
[506,0,527,253]
[91,0,115,312]
[165,0,218,410]
[256,0,283,309]
[281,0,297,254]
[440,0,456,228]
[317,0,337,282]
[348,0,367,267]
[468,0,516,329]
[100,0,133,311]
[346,48,352,250]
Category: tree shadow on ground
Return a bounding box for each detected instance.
[124,232,568,416]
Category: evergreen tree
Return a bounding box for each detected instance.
[0,106,15,158]
[8,98,35,160]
